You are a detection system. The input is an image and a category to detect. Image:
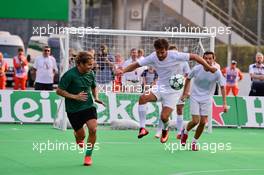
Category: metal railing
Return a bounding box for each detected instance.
[193,0,264,45]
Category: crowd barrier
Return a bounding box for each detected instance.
[0,90,263,128]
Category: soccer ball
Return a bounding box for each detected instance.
[169,74,185,90]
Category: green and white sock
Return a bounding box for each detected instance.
[163,121,169,130]
[85,148,93,156]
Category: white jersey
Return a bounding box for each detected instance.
[188,65,225,102]
[33,55,58,84]
[249,63,264,82]
[122,58,146,84]
[178,61,190,76]
[137,51,190,93]
[176,61,191,101]
[169,50,190,76]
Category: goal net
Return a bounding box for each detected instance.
[53,28,215,132]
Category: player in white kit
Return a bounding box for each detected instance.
[121,39,217,143]
[180,51,228,150]
[155,61,190,139]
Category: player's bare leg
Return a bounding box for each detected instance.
[187,116,200,131]
[83,119,97,166]
[160,106,173,143]
[138,92,157,139]
[181,115,200,146]
[191,116,207,151]
[74,127,85,148]
[155,104,183,139]
[86,119,97,149]
[176,104,184,139]
[194,116,207,139]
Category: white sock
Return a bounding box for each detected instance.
[192,138,198,143]
[138,104,146,128]
[184,124,189,134]
[156,119,163,133]
[162,120,169,130]
[176,115,183,134]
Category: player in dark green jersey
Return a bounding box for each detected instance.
[56,51,104,166]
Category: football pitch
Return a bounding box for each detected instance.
[0,124,264,175]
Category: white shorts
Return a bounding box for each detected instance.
[190,97,211,116]
[151,89,180,110]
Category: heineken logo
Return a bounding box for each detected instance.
[0,91,263,128]
[0,91,61,123]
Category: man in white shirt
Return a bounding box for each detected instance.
[180,51,228,151]
[122,48,145,92]
[33,46,58,90]
[249,52,264,96]
[155,45,191,139]
[120,39,216,143]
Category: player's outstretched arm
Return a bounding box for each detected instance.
[189,54,217,73]
[220,86,228,112]
[180,78,191,102]
[92,87,105,106]
[122,62,141,74]
[56,88,88,101]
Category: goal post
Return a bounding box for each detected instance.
[53,33,70,131]
[53,28,215,132]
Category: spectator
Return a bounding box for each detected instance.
[249,52,264,96]
[95,45,114,89]
[27,54,31,63]
[168,45,178,51]
[13,48,28,90]
[68,48,77,69]
[87,48,97,74]
[141,66,158,91]
[222,60,243,96]
[0,52,8,89]
[87,48,95,57]
[138,49,145,60]
[33,46,58,90]
[113,53,124,92]
[213,56,221,95]
[122,48,146,92]
[27,54,35,87]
